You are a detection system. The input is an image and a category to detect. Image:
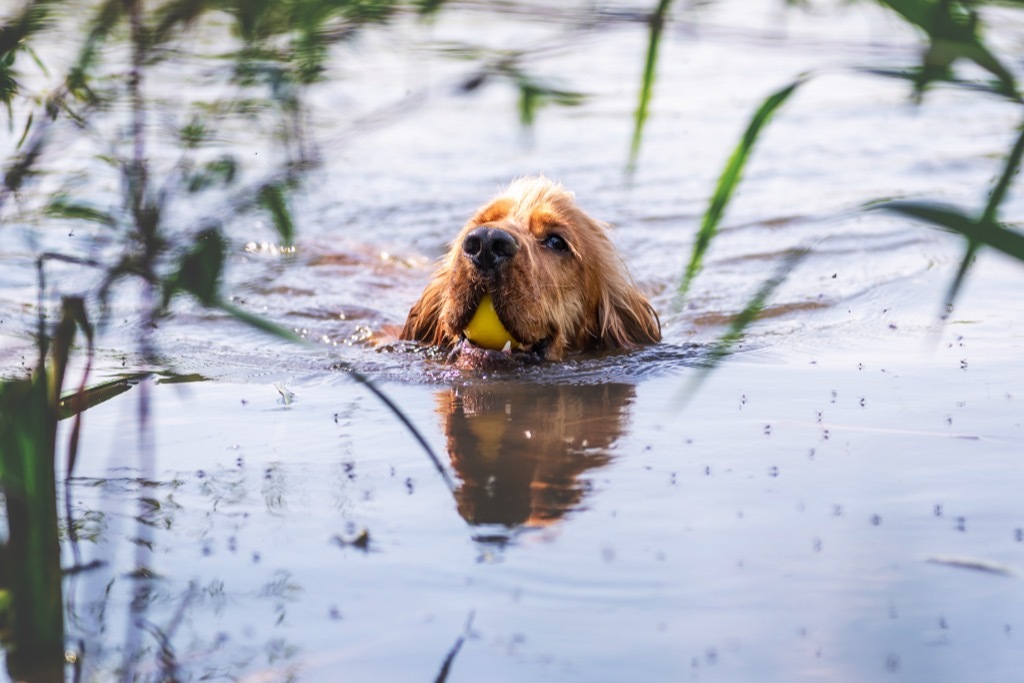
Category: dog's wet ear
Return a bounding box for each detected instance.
[400,274,448,345]
[597,283,662,349]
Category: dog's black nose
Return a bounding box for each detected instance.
[462,226,518,270]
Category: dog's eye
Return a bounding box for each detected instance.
[543,234,570,253]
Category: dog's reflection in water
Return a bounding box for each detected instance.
[436,381,636,530]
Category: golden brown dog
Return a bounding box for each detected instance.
[401,177,661,362]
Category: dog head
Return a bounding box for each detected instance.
[401,177,661,362]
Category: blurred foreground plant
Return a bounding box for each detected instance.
[0,297,90,677]
[0,0,447,678]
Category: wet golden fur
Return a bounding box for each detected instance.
[401,177,661,360]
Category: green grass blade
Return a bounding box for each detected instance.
[67,0,123,102]
[161,227,226,310]
[953,41,1018,100]
[216,299,303,343]
[46,195,116,227]
[0,299,83,672]
[700,249,806,368]
[677,249,807,406]
[627,0,673,175]
[870,119,1024,317]
[416,0,448,16]
[153,0,212,47]
[870,200,977,234]
[873,198,1024,317]
[983,122,1024,223]
[57,375,140,420]
[0,0,55,58]
[873,200,1024,261]
[0,373,65,674]
[259,182,295,247]
[515,76,584,129]
[518,82,538,128]
[679,77,806,300]
[860,66,1015,100]
[878,0,1019,100]
[940,243,978,320]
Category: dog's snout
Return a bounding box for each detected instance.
[462,226,518,270]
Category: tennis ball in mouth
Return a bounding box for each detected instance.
[463,294,520,351]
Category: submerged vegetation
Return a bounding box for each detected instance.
[0,0,1023,679]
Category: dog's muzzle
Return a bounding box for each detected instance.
[462,226,518,271]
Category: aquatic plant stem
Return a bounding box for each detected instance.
[433,611,475,683]
[121,1,159,679]
[0,266,67,677]
[216,299,454,492]
[341,361,456,494]
[127,0,146,221]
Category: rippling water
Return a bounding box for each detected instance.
[2,1,1024,681]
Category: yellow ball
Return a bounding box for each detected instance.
[463,294,520,350]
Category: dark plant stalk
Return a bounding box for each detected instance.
[127,0,146,220]
[35,252,48,359]
[119,1,160,679]
[433,611,475,683]
[63,297,93,571]
[348,367,455,494]
[140,581,196,682]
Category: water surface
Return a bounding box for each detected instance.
[2,2,1024,681]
